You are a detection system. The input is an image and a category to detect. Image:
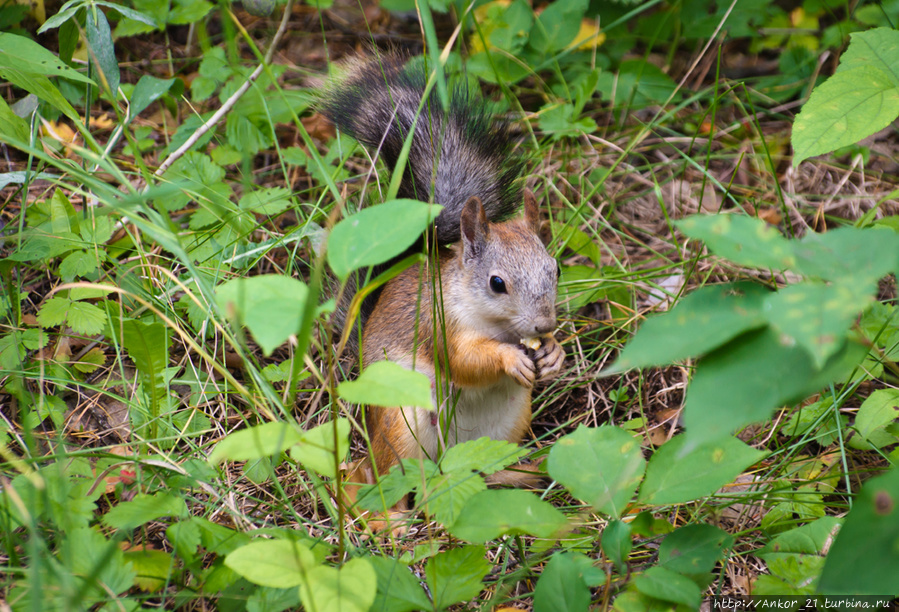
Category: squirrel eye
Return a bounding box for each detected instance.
[489,275,507,294]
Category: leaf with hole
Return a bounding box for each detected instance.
[548,425,645,518]
[327,199,441,279]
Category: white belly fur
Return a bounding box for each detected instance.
[398,374,530,462]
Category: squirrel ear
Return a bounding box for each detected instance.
[460,196,489,261]
[523,189,540,233]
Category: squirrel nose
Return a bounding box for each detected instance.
[534,318,556,335]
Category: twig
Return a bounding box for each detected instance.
[154,0,294,176]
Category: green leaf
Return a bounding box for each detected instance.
[607,282,769,372]
[677,214,797,270]
[425,545,490,610]
[548,425,645,518]
[121,317,168,428]
[764,280,873,368]
[370,556,432,612]
[792,65,899,166]
[559,264,615,310]
[658,524,734,574]
[122,549,175,592]
[36,296,74,328]
[288,418,350,478]
[595,59,679,108]
[758,516,842,558]
[683,329,869,444]
[298,557,377,612]
[216,275,308,356]
[129,75,182,121]
[337,360,434,410]
[529,0,588,53]
[64,527,136,597]
[533,552,599,612]
[354,458,431,513]
[818,467,899,594]
[59,250,100,280]
[0,67,80,122]
[601,520,632,574]
[239,187,293,216]
[209,421,304,464]
[102,492,189,530]
[850,389,899,449]
[638,434,766,505]
[327,199,442,279]
[166,520,202,565]
[0,32,94,84]
[439,437,526,475]
[422,470,487,528]
[555,222,602,266]
[0,96,29,143]
[225,539,317,588]
[449,489,568,542]
[85,7,120,97]
[633,566,702,608]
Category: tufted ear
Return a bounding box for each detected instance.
[523,189,540,234]
[460,196,489,263]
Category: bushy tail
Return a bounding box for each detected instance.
[319,52,524,243]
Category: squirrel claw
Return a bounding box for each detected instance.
[535,336,564,381]
[502,344,536,388]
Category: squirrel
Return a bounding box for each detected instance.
[319,52,565,511]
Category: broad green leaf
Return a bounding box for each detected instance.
[369,556,432,612]
[338,360,434,410]
[633,566,702,608]
[548,425,645,518]
[0,32,94,84]
[129,75,182,121]
[36,297,75,328]
[758,516,842,558]
[818,468,899,594]
[850,389,899,450]
[835,27,899,78]
[595,59,679,108]
[793,28,899,165]
[658,524,734,574]
[209,421,303,464]
[225,539,316,588]
[64,527,136,597]
[161,151,228,212]
[529,0,588,54]
[122,549,174,592]
[86,8,120,97]
[422,470,487,527]
[449,489,568,542]
[794,226,899,284]
[59,250,100,280]
[439,437,526,475]
[683,329,869,444]
[601,519,632,574]
[102,492,189,530]
[216,275,308,356]
[425,545,490,610]
[50,185,78,234]
[327,199,442,279]
[554,222,602,265]
[354,458,434,513]
[764,280,873,368]
[166,520,202,565]
[792,66,899,166]
[298,558,377,612]
[533,552,601,612]
[288,418,350,478]
[677,214,797,270]
[638,435,765,505]
[239,187,293,216]
[607,282,769,373]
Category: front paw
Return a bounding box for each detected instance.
[500,344,536,388]
[535,336,564,381]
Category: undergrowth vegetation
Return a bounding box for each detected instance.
[1,0,898,609]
